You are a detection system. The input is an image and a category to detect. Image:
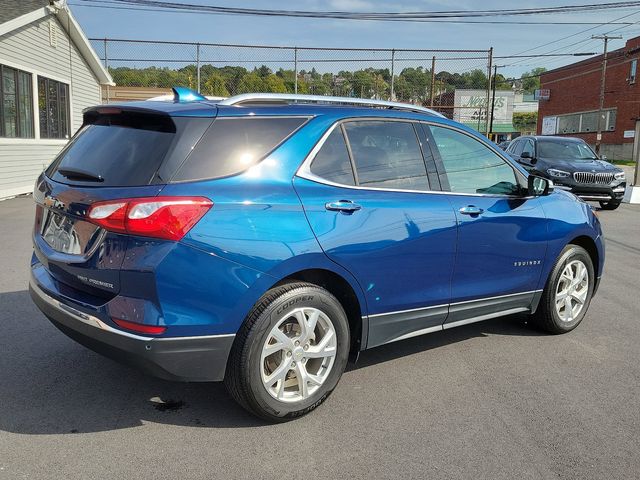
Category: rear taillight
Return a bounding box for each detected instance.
[87,196,212,241]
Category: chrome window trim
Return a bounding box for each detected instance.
[296,117,530,199]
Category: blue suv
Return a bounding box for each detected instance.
[30,89,604,421]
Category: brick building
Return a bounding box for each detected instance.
[537,36,640,160]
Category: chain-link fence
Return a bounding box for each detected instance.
[90,38,494,133]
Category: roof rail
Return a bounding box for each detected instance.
[217,93,445,117]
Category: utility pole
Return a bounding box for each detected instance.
[592,35,622,155]
[489,65,499,141]
[485,47,493,137]
[429,56,436,108]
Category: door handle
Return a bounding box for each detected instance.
[325,200,362,213]
[459,205,484,216]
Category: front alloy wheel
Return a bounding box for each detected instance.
[531,244,594,334]
[554,260,589,323]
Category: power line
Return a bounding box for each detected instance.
[495,47,630,85]
[505,9,640,60]
[69,0,640,24]
[505,15,640,69]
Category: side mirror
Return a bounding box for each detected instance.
[528,175,553,196]
[521,151,533,159]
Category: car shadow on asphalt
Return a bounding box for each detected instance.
[0,289,542,434]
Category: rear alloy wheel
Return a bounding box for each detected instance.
[261,307,337,402]
[531,244,594,334]
[599,200,621,210]
[225,282,350,422]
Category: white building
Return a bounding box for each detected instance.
[513,92,539,114]
[0,0,113,200]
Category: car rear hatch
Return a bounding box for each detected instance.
[33,105,214,303]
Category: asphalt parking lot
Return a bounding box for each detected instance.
[0,194,639,480]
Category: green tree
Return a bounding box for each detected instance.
[264,74,288,93]
[256,65,272,78]
[372,73,389,99]
[309,78,332,95]
[494,73,513,91]
[521,67,547,93]
[397,67,430,101]
[203,73,230,96]
[352,70,375,98]
[236,73,266,93]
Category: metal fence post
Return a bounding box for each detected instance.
[196,43,201,93]
[429,56,436,108]
[390,49,395,101]
[104,38,109,104]
[294,47,298,94]
[485,47,493,137]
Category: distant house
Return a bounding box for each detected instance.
[0,0,113,200]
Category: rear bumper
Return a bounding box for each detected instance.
[29,274,235,382]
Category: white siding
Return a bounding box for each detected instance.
[0,14,102,200]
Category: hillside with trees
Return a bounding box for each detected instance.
[108,64,517,101]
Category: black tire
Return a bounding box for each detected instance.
[224,282,350,422]
[599,199,621,210]
[531,244,594,334]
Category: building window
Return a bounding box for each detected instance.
[555,108,616,135]
[630,59,637,84]
[38,76,70,139]
[0,64,34,138]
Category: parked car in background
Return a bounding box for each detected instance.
[30,90,604,421]
[506,135,626,210]
[498,140,511,151]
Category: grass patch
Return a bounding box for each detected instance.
[611,159,636,166]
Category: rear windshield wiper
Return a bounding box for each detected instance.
[57,167,104,182]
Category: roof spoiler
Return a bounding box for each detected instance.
[172,87,206,103]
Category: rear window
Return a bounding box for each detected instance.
[47,111,209,187]
[171,116,308,182]
[309,127,355,186]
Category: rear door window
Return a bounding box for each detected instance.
[172,116,308,181]
[343,121,429,191]
[509,139,524,156]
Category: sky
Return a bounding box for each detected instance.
[68,0,640,79]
